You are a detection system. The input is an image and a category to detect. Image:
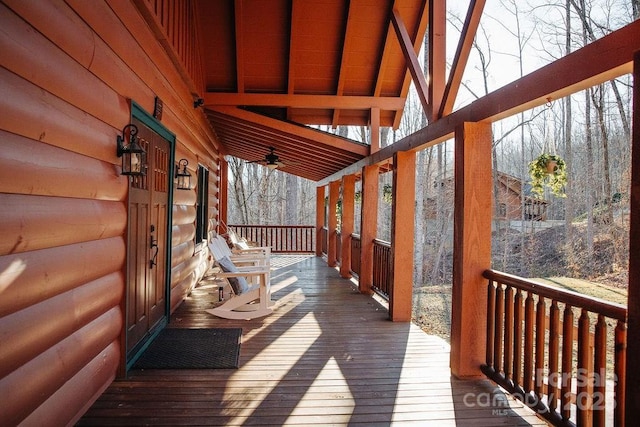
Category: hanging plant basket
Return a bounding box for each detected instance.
[528,153,567,198]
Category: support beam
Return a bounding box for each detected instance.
[439,0,485,117]
[391,8,429,114]
[315,185,325,257]
[340,174,356,279]
[327,180,341,267]
[625,50,640,424]
[389,150,415,322]
[428,0,446,122]
[359,164,378,295]
[450,122,492,378]
[370,107,380,153]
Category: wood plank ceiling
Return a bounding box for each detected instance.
[196,0,428,181]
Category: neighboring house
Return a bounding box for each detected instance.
[426,171,549,221]
[495,172,550,221]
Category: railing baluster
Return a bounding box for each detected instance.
[524,291,535,392]
[513,288,524,386]
[486,280,496,369]
[577,308,592,426]
[561,305,574,422]
[614,320,626,427]
[593,314,607,427]
[534,296,546,399]
[504,285,514,382]
[494,283,505,374]
[548,300,560,413]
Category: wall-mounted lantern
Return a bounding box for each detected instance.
[175,158,192,190]
[117,124,147,176]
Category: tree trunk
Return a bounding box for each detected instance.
[585,88,595,262]
[564,0,575,249]
[592,85,614,225]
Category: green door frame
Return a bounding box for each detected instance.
[125,101,176,371]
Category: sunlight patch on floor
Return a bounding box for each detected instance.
[284,356,355,424]
[224,312,323,424]
[269,254,314,269]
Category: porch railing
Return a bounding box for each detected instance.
[321,226,328,255]
[483,269,627,427]
[228,225,315,253]
[372,239,392,299]
[350,234,361,277]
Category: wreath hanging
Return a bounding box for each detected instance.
[528,153,567,198]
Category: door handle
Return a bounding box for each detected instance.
[149,235,158,269]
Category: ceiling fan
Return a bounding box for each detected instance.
[248,146,286,170]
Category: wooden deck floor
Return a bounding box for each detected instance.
[77,255,549,426]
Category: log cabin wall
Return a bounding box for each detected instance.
[0,0,219,425]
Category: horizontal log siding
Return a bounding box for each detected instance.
[170,187,199,312]
[0,194,127,254]
[0,1,219,425]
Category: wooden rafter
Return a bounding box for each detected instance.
[331,0,354,128]
[286,0,298,120]
[234,0,244,93]
[209,106,369,155]
[372,1,397,99]
[203,92,406,110]
[440,0,486,117]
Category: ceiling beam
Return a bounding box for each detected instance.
[318,19,640,185]
[439,0,486,117]
[391,8,429,115]
[203,93,406,110]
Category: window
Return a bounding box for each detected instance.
[195,165,209,244]
[499,203,507,218]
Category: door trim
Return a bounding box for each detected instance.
[123,100,176,372]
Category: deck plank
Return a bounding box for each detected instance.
[77,255,548,426]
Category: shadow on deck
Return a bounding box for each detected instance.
[78,255,549,426]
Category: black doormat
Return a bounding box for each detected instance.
[133,328,242,369]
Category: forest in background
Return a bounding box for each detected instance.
[227,0,638,292]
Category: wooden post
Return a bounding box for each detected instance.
[625,50,640,423]
[327,180,340,267]
[218,157,228,234]
[340,174,355,278]
[390,151,415,322]
[450,122,492,378]
[370,107,380,153]
[315,185,325,257]
[359,164,378,294]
